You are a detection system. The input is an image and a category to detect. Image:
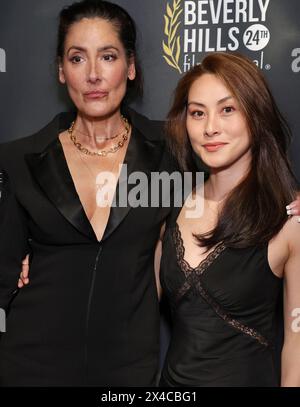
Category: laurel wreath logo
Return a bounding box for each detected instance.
[162,0,183,74]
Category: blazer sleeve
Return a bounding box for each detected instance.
[0,168,29,311]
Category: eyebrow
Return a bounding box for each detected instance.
[67,45,119,54]
[188,95,234,107]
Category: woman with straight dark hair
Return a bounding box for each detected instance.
[159,52,300,387]
[0,0,177,386]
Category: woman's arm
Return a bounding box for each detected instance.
[281,217,300,386]
[16,196,300,289]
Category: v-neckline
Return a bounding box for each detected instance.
[55,129,133,243]
[172,221,226,277]
[24,110,166,244]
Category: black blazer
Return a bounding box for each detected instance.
[0,109,177,386]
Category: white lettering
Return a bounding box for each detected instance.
[128,172,149,208]
[235,0,247,23]
[184,0,270,25]
[100,391,135,405]
[0,48,6,73]
[258,0,270,22]
[185,1,196,25]
[291,48,300,73]
[0,308,6,333]
[253,52,265,69]
[198,0,209,24]
[291,308,300,333]
[210,0,222,24]
[205,28,215,52]
[185,172,205,219]
[184,28,196,52]
[223,0,234,24]
[249,0,259,22]
[216,27,227,51]
[198,29,204,52]
[228,27,240,51]
[96,172,116,208]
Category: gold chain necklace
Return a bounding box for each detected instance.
[74,123,125,141]
[75,145,120,187]
[68,115,131,157]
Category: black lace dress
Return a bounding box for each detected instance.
[160,218,282,387]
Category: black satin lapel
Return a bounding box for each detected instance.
[102,127,164,241]
[25,138,96,240]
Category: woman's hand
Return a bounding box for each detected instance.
[18,254,30,288]
[287,195,300,221]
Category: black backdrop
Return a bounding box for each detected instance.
[0,0,299,177]
[0,0,299,372]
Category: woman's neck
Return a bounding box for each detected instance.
[74,110,125,150]
[205,154,251,202]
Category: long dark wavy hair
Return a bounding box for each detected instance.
[166,52,298,249]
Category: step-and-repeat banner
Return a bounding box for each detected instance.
[0,0,299,176]
[0,0,299,366]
